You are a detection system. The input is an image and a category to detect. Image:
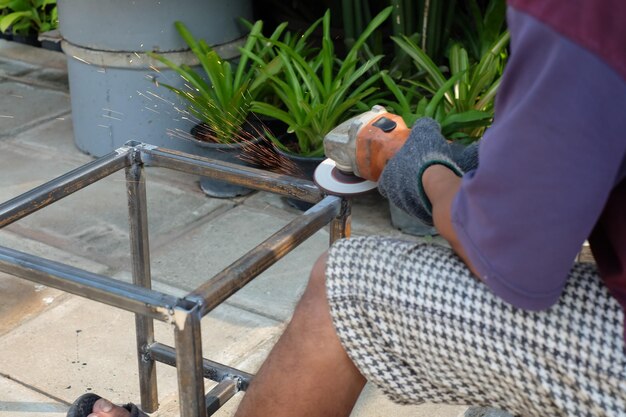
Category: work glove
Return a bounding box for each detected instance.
[378,118,478,226]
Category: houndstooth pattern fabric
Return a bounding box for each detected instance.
[325,237,626,417]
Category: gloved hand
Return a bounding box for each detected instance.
[450,141,479,172]
[378,118,477,226]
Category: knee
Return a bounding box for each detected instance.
[292,251,331,327]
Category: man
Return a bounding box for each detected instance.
[68,1,626,416]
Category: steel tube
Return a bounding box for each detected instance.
[189,196,342,316]
[174,306,208,417]
[0,245,181,321]
[329,198,352,244]
[140,147,324,204]
[126,161,159,412]
[0,149,130,228]
[148,342,254,391]
[205,379,239,416]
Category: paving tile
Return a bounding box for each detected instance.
[0,375,67,417]
[0,295,283,406]
[0,82,70,137]
[0,229,110,336]
[0,143,233,270]
[352,385,467,417]
[0,58,37,77]
[4,116,90,164]
[20,67,70,91]
[0,40,67,71]
[151,205,329,321]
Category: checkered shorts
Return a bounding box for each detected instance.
[325,237,626,417]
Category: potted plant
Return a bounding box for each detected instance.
[241,7,391,208]
[0,0,57,46]
[246,6,392,159]
[365,28,509,235]
[148,20,277,197]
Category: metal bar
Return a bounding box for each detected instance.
[206,379,239,416]
[0,148,130,228]
[126,159,158,412]
[139,146,324,204]
[174,305,208,417]
[0,245,182,321]
[148,342,254,391]
[329,198,352,244]
[189,196,342,316]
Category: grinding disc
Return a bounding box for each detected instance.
[314,158,378,196]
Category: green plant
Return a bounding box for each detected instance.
[148,20,271,144]
[244,6,393,157]
[456,0,507,62]
[0,0,57,35]
[370,29,509,142]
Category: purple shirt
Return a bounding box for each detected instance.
[451,6,626,341]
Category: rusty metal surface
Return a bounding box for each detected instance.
[0,148,130,228]
[0,244,183,322]
[126,161,159,412]
[148,342,254,391]
[140,146,324,204]
[330,198,352,244]
[189,195,342,316]
[174,304,208,417]
[0,141,352,416]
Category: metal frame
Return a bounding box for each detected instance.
[0,141,351,417]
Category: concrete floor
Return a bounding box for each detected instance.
[0,39,505,417]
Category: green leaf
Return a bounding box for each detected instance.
[392,35,446,89]
[424,71,465,117]
[0,10,32,32]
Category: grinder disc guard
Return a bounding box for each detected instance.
[314,158,378,196]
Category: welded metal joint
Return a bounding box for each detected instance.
[222,374,246,392]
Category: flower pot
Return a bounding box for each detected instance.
[388,202,437,236]
[12,32,40,47]
[274,143,324,211]
[190,122,261,198]
[195,140,260,198]
[39,30,63,52]
[57,0,253,157]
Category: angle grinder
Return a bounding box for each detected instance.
[314,105,410,196]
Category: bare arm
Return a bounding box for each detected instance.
[422,165,481,279]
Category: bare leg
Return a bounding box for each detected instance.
[234,252,367,417]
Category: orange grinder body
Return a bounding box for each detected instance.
[323,105,411,182]
[354,111,410,181]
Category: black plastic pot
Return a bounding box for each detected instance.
[12,32,41,47]
[273,138,324,211]
[190,122,262,198]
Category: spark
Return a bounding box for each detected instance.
[134,52,141,59]
[73,55,91,65]
[149,65,161,74]
[0,115,14,118]
[56,117,65,120]
[102,108,124,115]
[97,68,106,73]
[136,91,153,101]
[97,124,109,128]
[10,94,23,98]
[102,114,123,121]
[144,106,160,114]
[146,91,174,105]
